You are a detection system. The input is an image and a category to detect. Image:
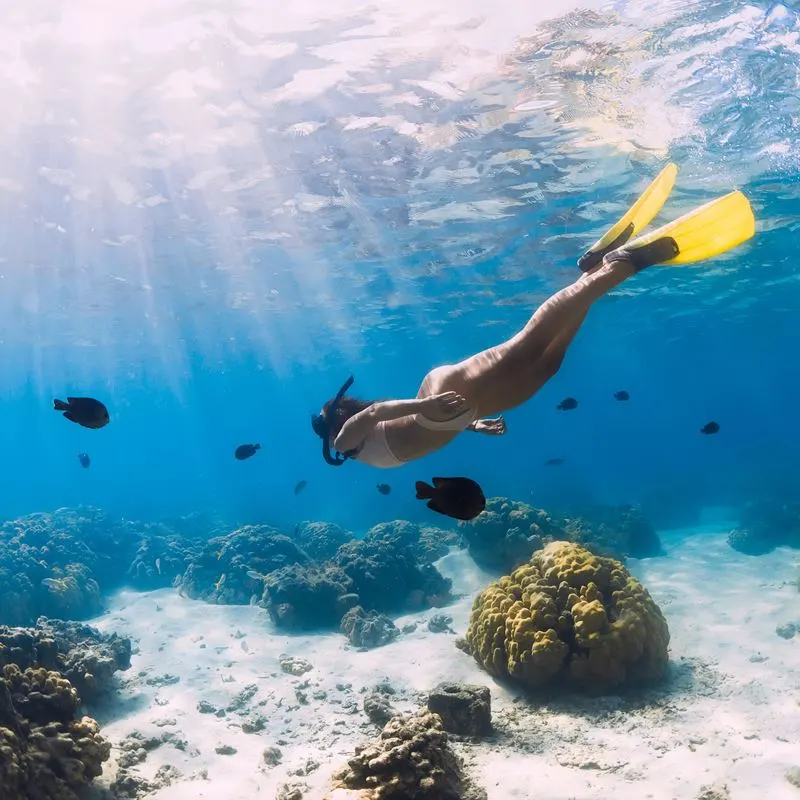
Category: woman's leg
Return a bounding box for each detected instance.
[454,256,638,415]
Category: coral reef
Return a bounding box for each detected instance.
[0,663,111,799]
[458,498,560,572]
[561,505,662,560]
[340,607,400,649]
[333,537,452,614]
[728,500,800,555]
[0,506,201,625]
[461,541,669,693]
[326,710,486,799]
[426,683,491,737]
[293,521,355,561]
[459,497,662,572]
[176,525,309,604]
[0,618,131,701]
[263,564,357,631]
[363,521,459,564]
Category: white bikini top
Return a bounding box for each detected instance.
[354,421,405,468]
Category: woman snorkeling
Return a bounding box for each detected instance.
[311,163,755,468]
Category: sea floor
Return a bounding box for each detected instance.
[86,526,800,800]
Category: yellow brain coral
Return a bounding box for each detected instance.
[463,541,670,692]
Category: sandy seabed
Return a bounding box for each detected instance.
[86,525,800,800]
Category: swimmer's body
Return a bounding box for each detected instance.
[311,164,756,469]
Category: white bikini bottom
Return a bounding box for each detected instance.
[412,406,478,431]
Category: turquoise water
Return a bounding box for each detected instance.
[0,0,797,534]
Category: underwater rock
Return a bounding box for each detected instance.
[363,688,396,727]
[463,541,670,693]
[177,524,309,605]
[561,504,662,560]
[776,623,797,640]
[427,683,492,737]
[333,537,453,615]
[0,506,201,625]
[363,520,459,565]
[341,606,400,650]
[279,654,313,676]
[729,500,800,555]
[262,746,283,767]
[262,563,356,631]
[294,521,355,561]
[459,497,662,572]
[0,618,131,701]
[0,663,112,800]
[427,614,454,633]
[326,709,487,800]
[458,497,560,572]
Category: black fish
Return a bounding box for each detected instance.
[294,480,308,495]
[235,443,261,460]
[415,477,486,521]
[700,421,720,435]
[544,457,564,466]
[54,397,109,429]
[78,453,91,469]
[376,483,391,495]
[557,397,578,411]
[614,390,630,401]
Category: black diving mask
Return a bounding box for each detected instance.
[311,375,356,466]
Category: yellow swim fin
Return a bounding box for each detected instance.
[604,189,756,271]
[578,162,678,272]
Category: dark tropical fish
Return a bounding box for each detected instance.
[614,390,630,401]
[556,397,578,411]
[235,443,261,460]
[294,480,308,495]
[415,477,486,521]
[78,453,91,469]
[700,421,720,435]
[54,397,109,429]
[376,483,391,495]
[544,457,564,466]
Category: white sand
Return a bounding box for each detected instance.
[87,526,800,800]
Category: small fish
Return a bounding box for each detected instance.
[415,477,486,521]
[246,569,266,581]
[294,480,308,495]
[54,397,109,429]
[700,421,720,435]
[155,558,162,575]
[544,457,564,466]
[77,453,91,469]
[215,574,227,591]
[376,483,391,495]
[556,397,578,411]
[235,443,261,460]
[614,390,630,401]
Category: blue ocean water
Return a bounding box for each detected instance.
[0,0,797,535]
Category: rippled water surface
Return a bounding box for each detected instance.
[0,0,798,520]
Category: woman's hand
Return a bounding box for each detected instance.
[419,391,470,421]
[471,416,507,436]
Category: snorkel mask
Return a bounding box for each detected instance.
[311,375,356,466]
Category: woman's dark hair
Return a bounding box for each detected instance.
[318,396,373,441]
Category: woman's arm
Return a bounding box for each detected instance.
[334,392,468,452]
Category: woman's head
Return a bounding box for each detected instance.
[315,396,372,444]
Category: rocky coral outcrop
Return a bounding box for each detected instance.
[0,618,131,701]
[461,540,669,693]
[0,663,111,799]
[262,564,357,631]
[325,710,486,799]
[177,525,309,604]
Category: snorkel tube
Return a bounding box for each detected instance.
[311,375,356,466]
